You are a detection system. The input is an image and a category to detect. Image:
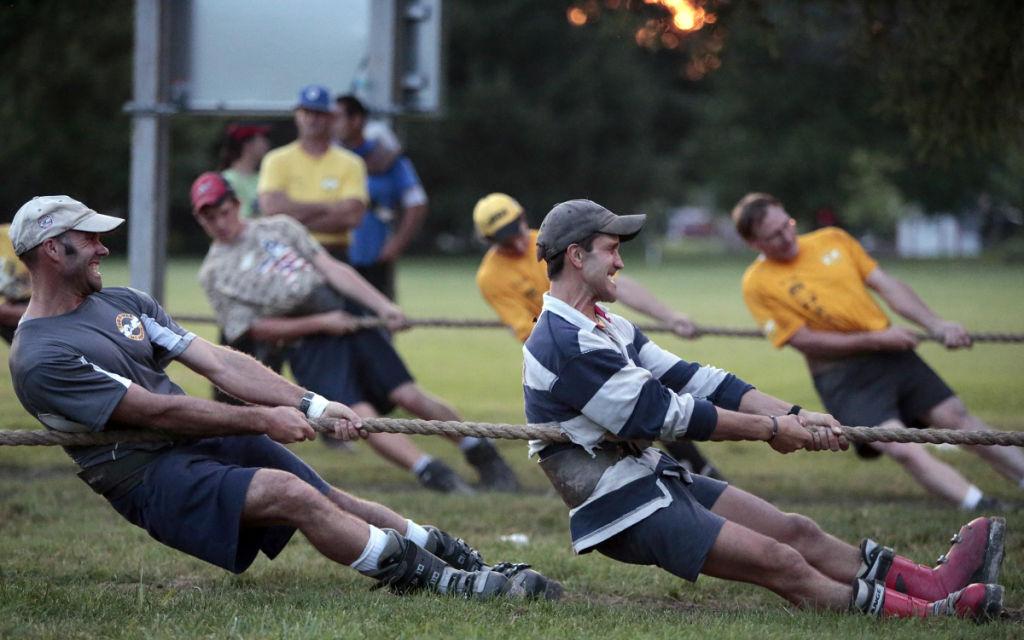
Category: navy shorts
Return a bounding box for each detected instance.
[812,350,954,458]
[108,435,330,574]
[287,328,413,415]
[593,473,728,582]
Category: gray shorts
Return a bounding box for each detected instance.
[593,473,728,582]
[812,350,954,458]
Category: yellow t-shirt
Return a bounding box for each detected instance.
[476,230,549,342]
[740,227,889,348]
[257,141,368,247]
[0,223,31,303]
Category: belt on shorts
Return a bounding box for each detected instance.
[537,440,644,509]
[76,450,165,502]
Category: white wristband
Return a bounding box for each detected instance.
[300,391,330,419]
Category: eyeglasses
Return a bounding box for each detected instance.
[757,217,796,245]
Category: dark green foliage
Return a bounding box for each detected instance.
[1,1,1021,250]
[0,0,134,216]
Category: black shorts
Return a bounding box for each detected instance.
[812,350,954,458]
[286,329,413,415]
[593,474,728,582]
[108,435,330,574]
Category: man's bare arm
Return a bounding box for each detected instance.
[786,324,919,359]
[259,191,367,234]
[866,267,971,348]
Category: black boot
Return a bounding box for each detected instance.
[424,525,486,570]
[416,459,475,494]
[365,529,508,599]
[464,440,520,492]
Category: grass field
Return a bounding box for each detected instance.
[1,251,1023,639]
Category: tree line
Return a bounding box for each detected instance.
[1,0,1020,255]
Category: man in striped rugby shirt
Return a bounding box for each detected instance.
[520,198,1005,620]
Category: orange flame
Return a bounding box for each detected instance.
[567,6,588,26]
[644,0,711,32]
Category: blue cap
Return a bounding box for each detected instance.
[296,85,332,113]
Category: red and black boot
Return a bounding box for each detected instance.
[852,579,1003,622]
[858,517,1005,601]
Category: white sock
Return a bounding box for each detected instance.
[959,485,983,510]
[404,519,430,548]
[349,525,389,573]
[411,454,433,475]
[1019,478,1024,490]
[458,437,483,451]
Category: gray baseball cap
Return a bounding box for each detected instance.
[9,195,124,256]
[535,199,646,261]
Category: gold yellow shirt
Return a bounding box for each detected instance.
[475,230,549,342]
[257,141,368,247]
[0,223,31,303]
[740,227,889,348]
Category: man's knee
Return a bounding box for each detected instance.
[775,512,825,548]
[926,396,973,429]
[245,469,329,524]
[877,441,928,465]
[747,538,809,578]
[388,382,420,407]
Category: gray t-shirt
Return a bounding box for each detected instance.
[199,215,325,343]
[9,287,196,468]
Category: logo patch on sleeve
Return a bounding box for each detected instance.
[115,313,145,341]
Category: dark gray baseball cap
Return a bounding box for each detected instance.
[535,199,646,261]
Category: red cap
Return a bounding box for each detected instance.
[190,172,235,213]
[226,123,271,142]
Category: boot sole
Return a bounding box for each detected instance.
[969,517,1005,586]
[974,584,1004,623]
[503,569,564,601]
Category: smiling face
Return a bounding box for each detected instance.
[577,233,624,303]
[53,230,110,295]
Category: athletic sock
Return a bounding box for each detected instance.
[411,454,433,475]
[959,485,983,510]
[349,525,389,573]
[404,519,430,547]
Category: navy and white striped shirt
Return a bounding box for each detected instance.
[523,293,752,552]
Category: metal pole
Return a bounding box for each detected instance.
[127,0,171,301]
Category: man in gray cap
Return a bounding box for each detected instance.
[6,195,561,600]
[520,198,1005,620]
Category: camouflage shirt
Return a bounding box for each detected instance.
[199,215,325,343]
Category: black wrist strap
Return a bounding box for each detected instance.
[787,405,802,416]
[299,390,315,415]
[767,416,779,442]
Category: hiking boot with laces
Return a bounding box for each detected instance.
[424,525,487,571]
[463,440,520,492]
[859,517,1005,601]
[422,528,563,600]
[853,579,1003,622]
[490,562,564,601]
[366,530,558,600]
[416,459,475,494]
